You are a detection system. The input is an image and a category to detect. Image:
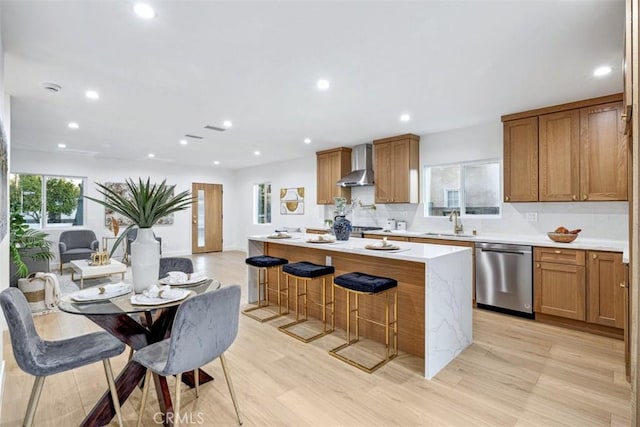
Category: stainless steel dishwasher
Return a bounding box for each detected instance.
[475,242,533,318]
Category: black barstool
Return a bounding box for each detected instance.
[329,272,398,373]
[243,255,289,322]
[278,261,335,342]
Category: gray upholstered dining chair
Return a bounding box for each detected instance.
[58,229,99,273]
[0,287,125,427]
[159,257,194,279]
[134,285,242,427]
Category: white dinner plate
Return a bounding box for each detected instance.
[130,289,190,306]
[71,282,132,302]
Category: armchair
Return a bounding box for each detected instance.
[58,230,99,274]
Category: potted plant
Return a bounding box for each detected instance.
[84,178,193,293]
[9,213,55,286]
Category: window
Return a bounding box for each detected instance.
[424,160,501,217]
[254,183,272,224]
[9,173,86,228]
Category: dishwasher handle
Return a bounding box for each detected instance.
[479,248,530,256]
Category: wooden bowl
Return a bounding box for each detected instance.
[547,232,578,243]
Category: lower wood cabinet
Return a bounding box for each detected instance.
[534,247,626,335]
[534,260,586,320]
[587,251,626,328]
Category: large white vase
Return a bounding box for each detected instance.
[131,228,160,293]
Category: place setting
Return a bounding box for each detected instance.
[305,234,337,244]
[68,282,133,303]
[158,271,209,286]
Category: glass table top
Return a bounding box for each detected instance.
[58,279,221,315]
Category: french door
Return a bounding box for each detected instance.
[191,183,222,253]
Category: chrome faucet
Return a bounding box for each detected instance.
[449,210,463,234]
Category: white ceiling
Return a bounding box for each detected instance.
[1,0,624,170]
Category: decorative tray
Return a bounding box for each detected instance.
[70,283,132,302]
[364,244,400,251]
[88,260,111,266]
[306,239,335,244]
[267,234,291,239]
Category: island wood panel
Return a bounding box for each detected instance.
[263,242,426,357]
[362,233,409,242]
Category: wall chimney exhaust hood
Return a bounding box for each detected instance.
[336,143,374,187]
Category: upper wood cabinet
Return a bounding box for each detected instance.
[316,147,351,205]
[580,102,628,201]
[502,94,628,202]
[623,0,632,134]
[539,110,580,201]
[587,251,626,329]
[373,134,420,204]
[503,117,538,202]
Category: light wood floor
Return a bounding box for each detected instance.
[1,251,631,426]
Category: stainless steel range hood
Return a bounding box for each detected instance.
[336,143,374,187]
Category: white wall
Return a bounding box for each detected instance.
[234,155,324,245]
[10,149,240,258]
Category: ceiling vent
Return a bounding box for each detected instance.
[42,82,62,93]
[204,125,226,132]
[184,134,204,139]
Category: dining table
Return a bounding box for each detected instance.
[58,278,220,427]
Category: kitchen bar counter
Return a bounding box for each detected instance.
[248,234,473,379]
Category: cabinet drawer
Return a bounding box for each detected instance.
[534,247,585,265]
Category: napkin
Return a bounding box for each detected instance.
[143,284,172,298]
[71,282,132,301]
[165,271,205,284]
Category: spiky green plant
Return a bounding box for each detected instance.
[9,213,55,278]
[84,177,194,257]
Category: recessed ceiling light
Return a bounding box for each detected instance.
[179,139,188,145]
[57,143,66,149]
[304,138,311,144]
[223,120,233,128]
[133,2,156,19]
[85,90,99,100]
[254,150,261,156]
[213,160,220,165]
[148,153,155,158]
[593,65,612,77]
[400,114,411,122]
[316,79,330,91]
[68,122,79,129]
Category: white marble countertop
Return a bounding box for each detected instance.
[361,229,628,254]
[249,234,471,264]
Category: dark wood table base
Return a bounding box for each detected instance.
[82,307,213,427]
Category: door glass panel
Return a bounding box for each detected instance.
[197,189,205,246]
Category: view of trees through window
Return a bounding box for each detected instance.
[254,183,271,224]
[424,161,501,217]
[9,173,85,228]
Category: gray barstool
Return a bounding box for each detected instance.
[329,272,398,373]
[244,255,289,322]
[278,261,335,342]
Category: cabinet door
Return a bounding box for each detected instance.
[539,110,580,201]
[503,117,539,202]
[534,262,585,320]
[316,153,331,204]
[587,251,625,328]
[392,140,410,202]
[579,102,628,201]
[374,142,394,203]
[316,149,351,205]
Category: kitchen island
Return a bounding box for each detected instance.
[247,235,473,379]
